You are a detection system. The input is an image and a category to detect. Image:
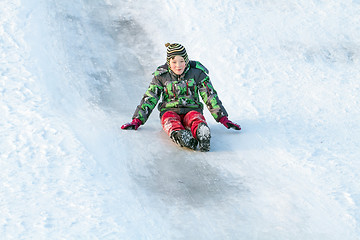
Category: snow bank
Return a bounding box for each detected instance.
[1,0,360,239]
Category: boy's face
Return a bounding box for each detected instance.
[169,56,186,75]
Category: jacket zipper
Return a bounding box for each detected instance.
[173,82,176,97]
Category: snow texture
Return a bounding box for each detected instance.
[1,0,360,239]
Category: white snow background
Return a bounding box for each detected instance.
[1,0,360,239]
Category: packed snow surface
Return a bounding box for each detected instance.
[1,0,360,239]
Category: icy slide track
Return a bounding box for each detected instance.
[1,0,360,239]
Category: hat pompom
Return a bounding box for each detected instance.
[165,43,170,48]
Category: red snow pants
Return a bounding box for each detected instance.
[161,111,207,139]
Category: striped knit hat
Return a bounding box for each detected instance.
[165,43,189,66]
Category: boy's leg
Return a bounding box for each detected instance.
[161,111,185,136]
[161,111,197,150]
[183,111,211,152]
[183,111,207,138]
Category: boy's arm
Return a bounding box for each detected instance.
[198,72,228,122]
[122,77,163,130]
[131,77,163,124]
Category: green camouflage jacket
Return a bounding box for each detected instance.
[132,61,228,124]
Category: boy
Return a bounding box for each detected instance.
[122,43,240,151]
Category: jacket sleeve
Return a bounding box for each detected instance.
[197,68,228,121]
[132,76,163,124]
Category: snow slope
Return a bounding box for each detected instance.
[1,0,360,239]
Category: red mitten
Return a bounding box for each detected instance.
[121,118,142,130]
[219,116,241,130]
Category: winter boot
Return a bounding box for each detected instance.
[196,123,211,152]
[170,130,198,150]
